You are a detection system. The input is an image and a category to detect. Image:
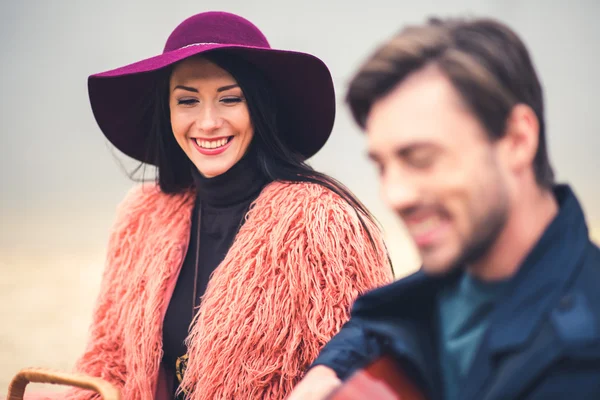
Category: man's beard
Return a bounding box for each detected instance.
[448,197,509,273]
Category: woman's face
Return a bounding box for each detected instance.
[169,57,254,178]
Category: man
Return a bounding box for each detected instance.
[287,17,600,400]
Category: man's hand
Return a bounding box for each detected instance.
[286,365,342,400]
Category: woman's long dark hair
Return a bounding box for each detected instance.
[140,51,390,260]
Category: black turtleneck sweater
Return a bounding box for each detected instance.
[162,152,269,397]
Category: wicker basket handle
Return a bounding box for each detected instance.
[6,368,121,400]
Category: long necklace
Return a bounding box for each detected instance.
[191,202,202,314]
[175,202,202,394]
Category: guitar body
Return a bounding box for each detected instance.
[326,356,427,400]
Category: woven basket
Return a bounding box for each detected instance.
[6,368,121,400]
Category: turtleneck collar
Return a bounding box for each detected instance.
[191,149,269,208]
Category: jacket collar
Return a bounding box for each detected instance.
[349,185,592,400]
[352,185,589,398]
[486,184,590,352]
[462,185,594,399]
[354,185,590,350]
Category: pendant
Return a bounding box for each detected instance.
[175,353,190,393]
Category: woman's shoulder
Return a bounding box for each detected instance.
[261,180,348,206]
[114,182,196,223]
[256,180,366,227]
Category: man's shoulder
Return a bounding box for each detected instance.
[550,240,600,346]
[572,240,600,305]
[351,270,441,318]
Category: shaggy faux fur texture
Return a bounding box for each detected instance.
[21,181,393,399]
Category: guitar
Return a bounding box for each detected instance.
[325,356,427,400]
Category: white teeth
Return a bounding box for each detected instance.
[195,138,230,149]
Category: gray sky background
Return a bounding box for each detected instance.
[0,0,599,388]
[1,0,599,260]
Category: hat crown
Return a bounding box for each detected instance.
[164,11,271,52]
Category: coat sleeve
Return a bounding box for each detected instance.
[298,186,392,380]
[291,184,394,371]
[288,184,394,380]
[308,317,385,380]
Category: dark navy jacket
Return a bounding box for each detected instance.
[313,185,600,399]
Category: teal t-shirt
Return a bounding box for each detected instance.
[437,273,508,400]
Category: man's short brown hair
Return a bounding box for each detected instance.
[347,17,554,188]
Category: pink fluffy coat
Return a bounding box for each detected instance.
[19,181,393,399]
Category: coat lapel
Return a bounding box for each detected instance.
[119,186,196,398]
[460,186,592,400]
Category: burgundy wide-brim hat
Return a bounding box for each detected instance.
[88,11,336,163]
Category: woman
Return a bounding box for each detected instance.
[49,11,392,400]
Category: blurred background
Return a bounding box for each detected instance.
[1,0,599,392]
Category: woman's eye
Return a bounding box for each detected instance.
[221,97,243,104]
[177,98,198,105]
